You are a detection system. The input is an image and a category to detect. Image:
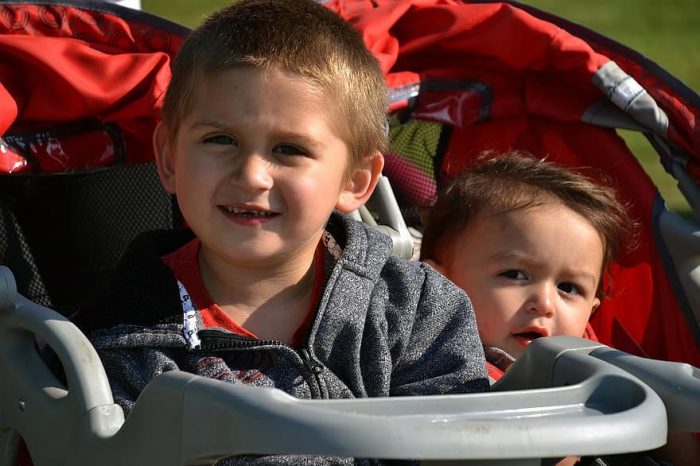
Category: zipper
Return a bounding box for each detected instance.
[196,329,328,398]
[300,348,324,374]
[197,329,282,350]
[300,348,327,398]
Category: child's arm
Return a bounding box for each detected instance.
[388,264,489,396]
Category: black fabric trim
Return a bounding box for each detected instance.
[434,124,453,190]
[419,79,493,123]
[650,196,700,349]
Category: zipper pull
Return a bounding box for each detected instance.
[178,280,201,350]
[183,310,201,350]
[300,348,323,374]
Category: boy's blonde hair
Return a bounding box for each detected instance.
[420,152,635,297]
[161,0,389,165]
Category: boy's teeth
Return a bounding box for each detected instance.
[226,206,270,216]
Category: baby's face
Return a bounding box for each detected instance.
[441,202,603,358]
[159,67,353,270]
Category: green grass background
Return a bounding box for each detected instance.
[141,0,700,215]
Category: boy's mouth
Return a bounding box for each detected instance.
[221,206,278,217]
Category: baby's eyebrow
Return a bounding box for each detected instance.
[190,119,229,130]
[488,250,533,264]
[489,252,599,286]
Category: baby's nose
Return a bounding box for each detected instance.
[526,284,556,317]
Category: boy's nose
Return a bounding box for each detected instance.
[231,153,273,191]
[525,283,556,318]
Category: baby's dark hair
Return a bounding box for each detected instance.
[421,151,635,295]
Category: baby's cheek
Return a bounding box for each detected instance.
[559,314,589,338]
[475,320,499,346]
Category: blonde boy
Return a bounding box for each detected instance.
[75,1,488,461]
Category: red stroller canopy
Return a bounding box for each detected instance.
[328,0,700,366]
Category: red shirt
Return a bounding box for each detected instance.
[162,239,324,348]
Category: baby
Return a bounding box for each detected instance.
[420,152,632,377]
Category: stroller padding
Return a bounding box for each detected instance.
[0,162,177,315]
[0,199,51,308]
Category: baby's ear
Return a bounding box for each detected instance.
[335,151,384,213]
[153,122,176,194]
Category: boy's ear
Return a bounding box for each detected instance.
[335,151,384,213]
[592,297,601,313]
[153,122,177,194]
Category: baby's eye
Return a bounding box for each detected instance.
[204,134,236,146]
[273,144,308,156]
[500,269,527,281]
[558,282,582,296]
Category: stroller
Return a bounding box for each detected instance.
[0,0,698,464]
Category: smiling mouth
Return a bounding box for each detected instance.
[221,206,278,217]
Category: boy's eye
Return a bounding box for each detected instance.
[273,144,308,156]
[558,282,582,296]
[204,134,237,146]
[500,269,527,281]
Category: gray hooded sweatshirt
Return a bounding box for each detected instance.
[74,212,489,464]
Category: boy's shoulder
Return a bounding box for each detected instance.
[328,211,393,270]
[331,212,454,287]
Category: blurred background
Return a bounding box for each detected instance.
[140,0,700,216]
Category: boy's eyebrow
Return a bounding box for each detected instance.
[188,119,327,149]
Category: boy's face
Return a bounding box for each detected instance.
[154,67,381,271]
[436,201,603,358]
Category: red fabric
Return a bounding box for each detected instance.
[162,238,324,348]
[332,0,700,182]
[582,323,598,342]
[0,4,181,172]
[486,361,504,381]
[330,0,700,367]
